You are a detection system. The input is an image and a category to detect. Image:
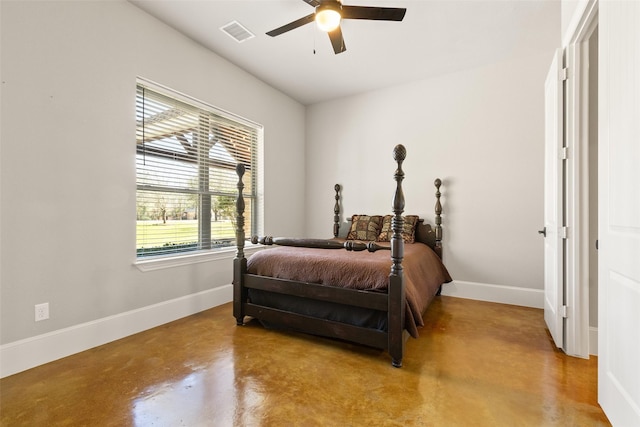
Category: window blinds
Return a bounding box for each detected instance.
[135,83,258,257]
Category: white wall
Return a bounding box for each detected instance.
[0,0,305,356]
[305,50,556,292]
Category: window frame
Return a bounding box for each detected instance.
[134,78,262,270]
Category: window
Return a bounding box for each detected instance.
[136,82,259,259]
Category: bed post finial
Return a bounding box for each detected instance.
[235,163,246,259]
[392,144,406,211]
[434,178,442,253]
[393,144,407,163]
[333,184,341,238]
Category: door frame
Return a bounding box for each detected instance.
[563,0,598,359]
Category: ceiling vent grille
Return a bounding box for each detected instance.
[220,21,255,43]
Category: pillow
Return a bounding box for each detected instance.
[346,215,384,241]
[376,215,419,243]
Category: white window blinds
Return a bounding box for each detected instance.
[136,83,258,258]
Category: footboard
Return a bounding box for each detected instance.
[244,275,390,350]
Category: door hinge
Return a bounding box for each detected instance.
[561,226,569,239]
[561,147,569,160]
[562,305,569,318]
[561,67,569,81]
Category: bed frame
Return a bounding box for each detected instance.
[232,144,443,367]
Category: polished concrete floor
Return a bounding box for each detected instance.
[1,296,610,426]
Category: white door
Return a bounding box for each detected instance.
[598,1,640,424]
[543,49,565,349]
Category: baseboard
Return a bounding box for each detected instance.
[0,285,233,378]
[590,326,598,356]
[440,280,544,309]
[0,281,546,378]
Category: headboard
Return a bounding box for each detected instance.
[333,178,444,259]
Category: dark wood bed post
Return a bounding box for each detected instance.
[389,144,406,368]
[434,178,443,258]
[333,184,341,238]
[233,163,247,326]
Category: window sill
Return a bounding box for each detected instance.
[134,243,264,272]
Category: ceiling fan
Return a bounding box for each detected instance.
[266,0,407,54]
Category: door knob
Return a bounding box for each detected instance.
[538,227,546,237]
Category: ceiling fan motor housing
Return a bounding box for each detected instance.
[315,2,343,32]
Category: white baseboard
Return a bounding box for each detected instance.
[0,281,547,378]
[440,280,544,309]
[0,285,233,378]
[590,326,598,356]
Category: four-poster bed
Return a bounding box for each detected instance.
[232,144,451,367]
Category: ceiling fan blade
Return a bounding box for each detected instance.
[328,26,346,54]
[266,13,315,37]
[301,0,321,7]
[341,6,406,21]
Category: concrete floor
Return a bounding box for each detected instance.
[0,296,610,426]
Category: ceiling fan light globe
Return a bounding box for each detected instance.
[316,9,341,32]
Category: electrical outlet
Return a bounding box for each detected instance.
[35,303,49,321]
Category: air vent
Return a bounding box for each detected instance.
[220,21,255,43]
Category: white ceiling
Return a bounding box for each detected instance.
[130,0,559,105]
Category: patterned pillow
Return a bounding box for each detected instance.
[376,215,420,243]
[346,215,384,241]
